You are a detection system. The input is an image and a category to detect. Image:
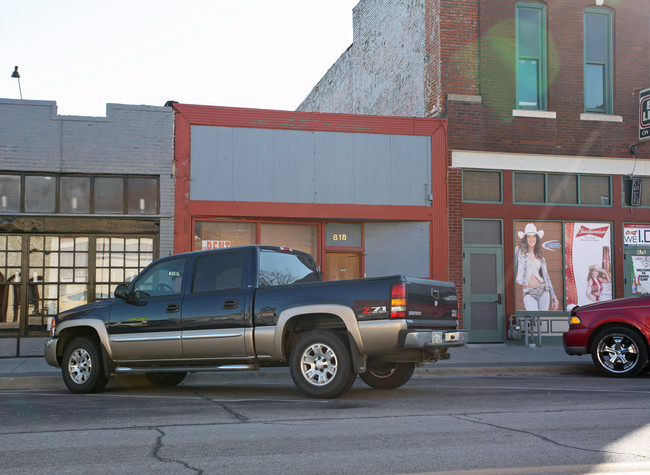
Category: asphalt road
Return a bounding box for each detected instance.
[1,372,649,474]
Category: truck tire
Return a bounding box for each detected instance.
[290,330,355,399]
[591,327,648,377]
[61,337,108,394]
[360,360,415,389]
[146,372,187,387]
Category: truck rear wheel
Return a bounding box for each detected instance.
[290,330,355,399]
[360,360,415,389]
[61,336,108,394]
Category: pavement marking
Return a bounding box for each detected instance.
[406,461,650,474]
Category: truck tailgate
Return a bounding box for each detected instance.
[405,277,459,328]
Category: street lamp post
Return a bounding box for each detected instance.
[11,66,22,99]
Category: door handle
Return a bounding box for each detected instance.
[496,294,503,305]
[223,300,238,309]
[166,304,180,313]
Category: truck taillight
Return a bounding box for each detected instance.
[390,283,407,318]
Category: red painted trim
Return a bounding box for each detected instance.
[172,103,445,137]
[172,103,449,279]
[431,121,449,280]
[173,112,191,255]
[189,200,433,222]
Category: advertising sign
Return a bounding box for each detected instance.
[514,222,563,312]
[202,240,231,250]
[631,255,650,295]
[640,87,650,143]
[564,223,612,309]
[624,224,650,246]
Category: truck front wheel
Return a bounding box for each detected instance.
[290,330,355,399]
[61,336,108,394]
[360,360,415,389]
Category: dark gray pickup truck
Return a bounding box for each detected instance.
[45,245,467,398]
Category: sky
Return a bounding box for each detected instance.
[1,0,358,116]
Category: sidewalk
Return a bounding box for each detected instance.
[0,344,596,391]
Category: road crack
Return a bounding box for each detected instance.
[452,414,650,461]
[154,427,203,474]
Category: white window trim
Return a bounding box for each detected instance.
[512,110,557,119]
[580,113,623,122]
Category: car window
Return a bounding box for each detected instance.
[133,258,185,297]
[192,251,243,293]
[258,250,320,287]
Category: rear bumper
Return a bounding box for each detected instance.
[400,330,468,349]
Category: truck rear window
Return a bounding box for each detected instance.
[258,250,320,287]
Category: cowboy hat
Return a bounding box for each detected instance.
[518,223,544,239]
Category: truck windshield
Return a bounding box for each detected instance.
[258,250,320,287]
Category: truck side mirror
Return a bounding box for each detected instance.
[114,283,129,300]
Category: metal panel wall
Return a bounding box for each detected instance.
[190,126,431,206]
[364,222,431,278]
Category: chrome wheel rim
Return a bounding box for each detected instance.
[68,348,93,384]
[300,343,337,386]
[596,333,640,374]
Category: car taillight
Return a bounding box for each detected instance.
[390,282,407,318]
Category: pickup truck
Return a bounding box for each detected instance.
[45,245,467,398]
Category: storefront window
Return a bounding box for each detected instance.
[194,221,256,251]
[462,171,502,202]
[564,223,612,309]
[514,221,613,312]
[514,221,563,312]
[514,173,545,203]
[260,223,318,259]
[95,237,154,299]
[547,174,577,204]
[0,235,21,333]
[60,177,91,214]
[580,175,610,205]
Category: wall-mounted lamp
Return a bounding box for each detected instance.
[11,66,22,99]
[596,0,604,5]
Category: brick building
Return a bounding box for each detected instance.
[0,99,174,354]
[299,0,650,343]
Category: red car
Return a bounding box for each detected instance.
[563,296,650,377]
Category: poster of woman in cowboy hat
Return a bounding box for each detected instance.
[515,222,561,311]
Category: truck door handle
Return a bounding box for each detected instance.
[166,304,180,313]
[496,294,503,305]
[223,300,238,309]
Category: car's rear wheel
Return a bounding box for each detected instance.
[360,360,415,389]
[290,330,355,399]
[61,337,108,394]
[145,372,187,387]
[591,327,648,377]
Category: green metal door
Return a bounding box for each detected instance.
[463,246,505,343]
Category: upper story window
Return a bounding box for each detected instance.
[584,8,613,114]
[516,2,547,110]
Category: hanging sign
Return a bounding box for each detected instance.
[640,87,650,143]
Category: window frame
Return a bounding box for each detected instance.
[513,172,612,206]
[462,169,503,203]
[515,2,548,111]
[584,7,614,114]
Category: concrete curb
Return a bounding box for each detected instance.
[0,363,600,391]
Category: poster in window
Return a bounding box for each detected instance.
[514,222,563,312]
[564,222,612,310]
[631,256,650,295]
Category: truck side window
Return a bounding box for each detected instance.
[192,251,243,293]
[258,250,320,287]
[132,258,185,298]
